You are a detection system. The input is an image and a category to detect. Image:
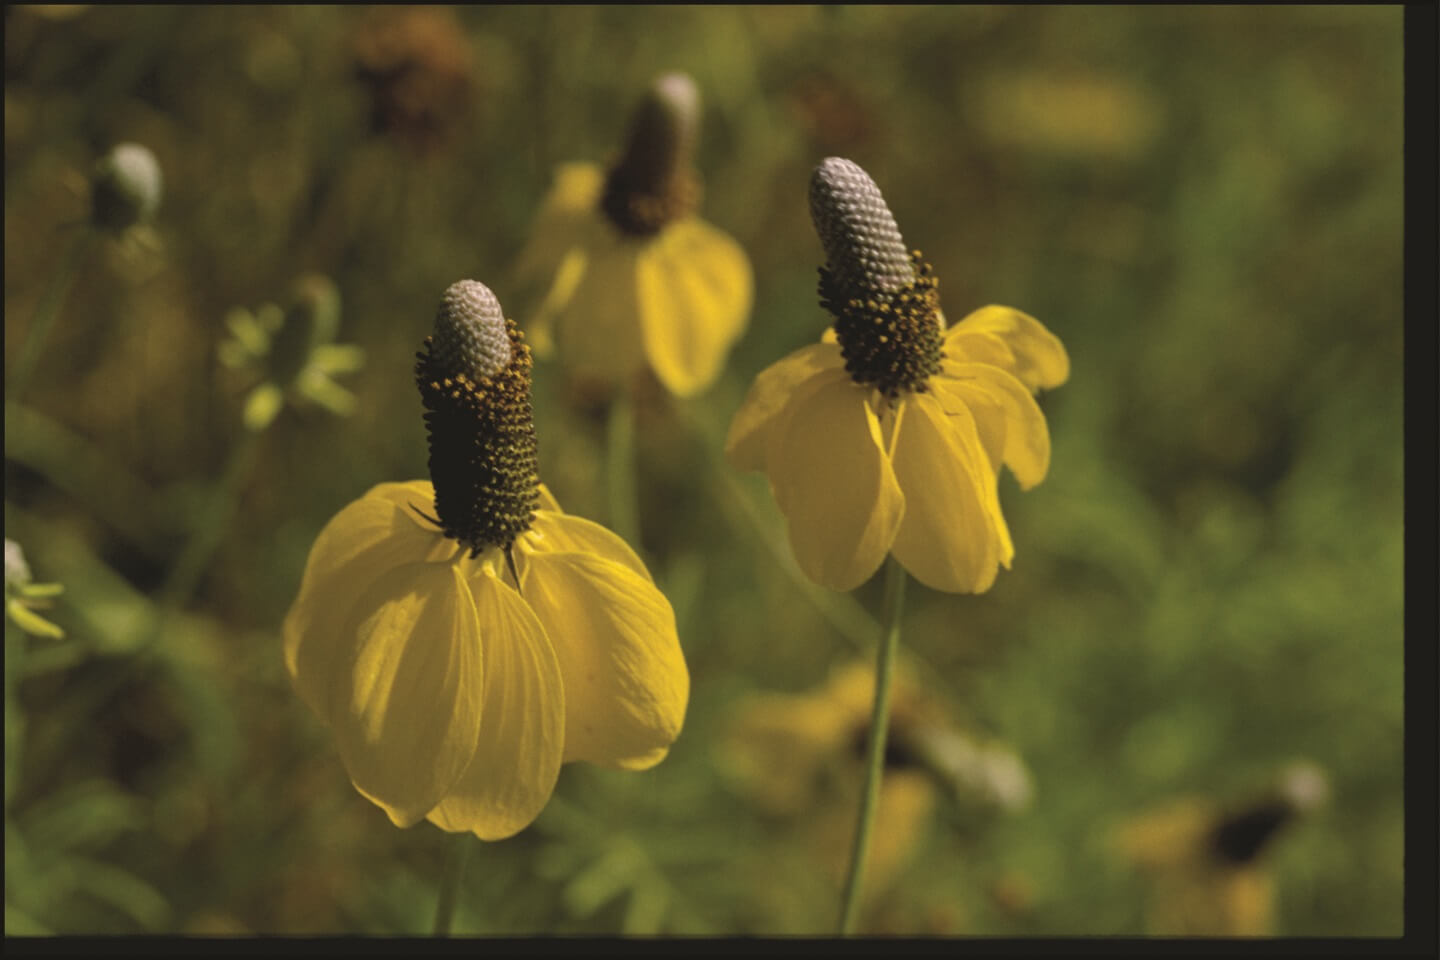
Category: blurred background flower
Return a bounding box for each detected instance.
[1112,761,1330,935]
[512,72,752,399]
[2,4,1405,935]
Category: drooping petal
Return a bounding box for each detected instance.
[717,691,854,816]
[536,482,563,514]
[937,361,1053,489]
[944,305,1070,392]
[327,562,484,828]
[523,509,652,582]
[724,341,844,473]
[552,228,648,381]
[636,218,753,397]
[518,547,687,769]
[511,164,605,291]
[889,392,1005,594]
[426,566,565,840]
[766,369,905,592]
[511,165,608,357]
[283,483,447,721]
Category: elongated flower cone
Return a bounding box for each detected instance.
[726,156,1069,594]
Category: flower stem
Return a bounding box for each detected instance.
[838,555,907,935]
[7,229,94,404]
[606,389,640,548]
[432,833,472,936]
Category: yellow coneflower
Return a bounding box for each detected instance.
[512,72,752,398]
[283,280,688,840]
[726,157,1068,593]
[1114,762,1329,935]
[720,660,1032,896]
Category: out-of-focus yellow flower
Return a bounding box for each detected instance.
[1113,762,1329,936]
[283,281,687,840]
[512,73,752,397]
[218,274,364,431]
[4,538,64,639]
[726,157,1067,593]
[720,660,1031,894]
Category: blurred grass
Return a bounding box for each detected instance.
[3,4,1403,936]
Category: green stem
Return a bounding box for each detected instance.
[41,427,263,730]
[153,428,262,614]
[7,229,95,404]
[432,833,472,936]
[606,390,640,548]
[838,556,907,935]
[4,624,27,813]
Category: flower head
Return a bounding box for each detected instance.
[512,72,752,397]
[283,281,688,840]
[351,7,473,154]
[219,274,364,431]
[91,142,162,233]
[1113,762,1329,935]
[726,157,1069,593]
[5,538,65,639]
[720,660,1029,894]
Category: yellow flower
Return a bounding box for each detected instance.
[5,538,65,639]
[512,73,752,397]
[719,661,939,895]
[726,157,1068,593]
[1112,762,1328,935]
[720,660,1031,894]
[283,281,688,840]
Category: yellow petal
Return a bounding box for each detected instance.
[889,392,1006,594]
[938,361,1052,489]
[718,691,854,815]
[426,567,565,840]
[636,218,753,396]
[523,509,651,582]
[511,164,607,358]
[518,548,687,769]
[242,382,284,432]
[327,562,484,828]
[724,341,844,473]
[945,305,1070,392]
[282,484,444,721]
[766,370,905,592]
[511,164,605,290]
[536,482,563,514]
[553,230,647,381]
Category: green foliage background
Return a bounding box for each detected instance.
[4,4,1403,936]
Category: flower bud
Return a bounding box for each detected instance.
[91,142,163,232]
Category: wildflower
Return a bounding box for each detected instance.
[351,7,473,154]
[5,539,65,639]
[218,274,364,431]
[1113,762,1329,935]
[726,157,1068,592]
[283,280,687,840]
[90,142,162,233]
[720,661,1029,892]
[512,72,752,397]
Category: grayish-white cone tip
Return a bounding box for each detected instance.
[651,72,700,131]
[433,280,511,380]
[808,157,915,295]
[5,539,31,589]
[92,142,163,230]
